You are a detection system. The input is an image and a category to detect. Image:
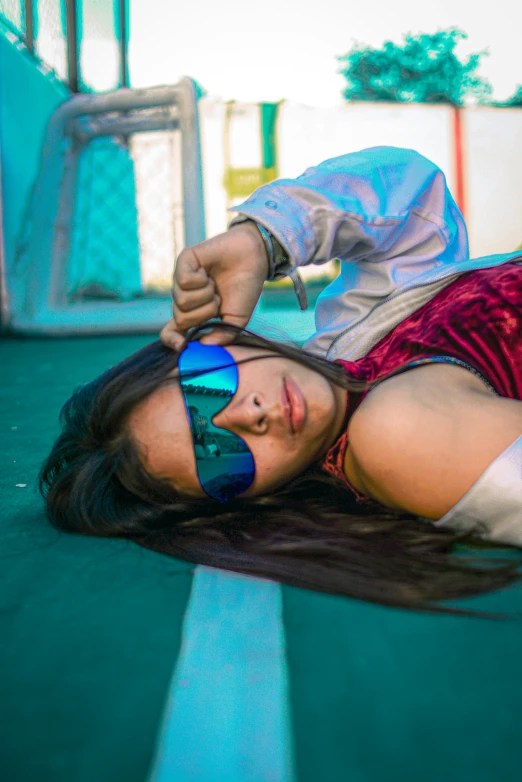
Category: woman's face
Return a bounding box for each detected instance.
[128,345,348,500]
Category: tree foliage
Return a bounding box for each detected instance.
[338,28,492,106]
[494,85,522,107]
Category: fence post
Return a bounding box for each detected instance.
[65,0,79,92]
[452,106,466,219]
[23,0,34,52]
[118,0,129,88]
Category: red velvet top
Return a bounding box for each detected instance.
[320,263,522,500]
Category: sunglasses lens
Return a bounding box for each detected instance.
[179,342,255,502]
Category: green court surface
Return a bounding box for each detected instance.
[2,335,522,782]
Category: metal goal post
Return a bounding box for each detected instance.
[8,78,205,335]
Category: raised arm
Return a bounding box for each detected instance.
[229,146,470,357]
[229,146,468,272]
[161,147,468,349]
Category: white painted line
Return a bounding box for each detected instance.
[148,566,295,782]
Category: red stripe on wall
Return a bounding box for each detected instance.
[452,107,466,219]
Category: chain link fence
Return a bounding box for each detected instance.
[68,136,141,300]
[35,0,67,79]
[80,0,120,91]
[67,129,184,300]
[1,0,127,90]
[0,0,24,35]
[131,131,184,291]
[0,0,67,80]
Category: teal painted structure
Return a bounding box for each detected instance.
[0,335,196,782]
[0,31,68,300]
[68,135,142,300]
[2,334,522,782]
[0,29,143,320]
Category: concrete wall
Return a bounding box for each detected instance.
[463,107,522,257]
[276,102,454,187]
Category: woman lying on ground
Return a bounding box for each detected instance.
[40,147,522,615]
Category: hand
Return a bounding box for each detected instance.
[160,222,269,350]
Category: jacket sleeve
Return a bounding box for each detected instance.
[228,145,469,298]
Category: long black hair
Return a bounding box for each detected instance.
[39,322,521,616]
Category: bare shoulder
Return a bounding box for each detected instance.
[346,364,522,519]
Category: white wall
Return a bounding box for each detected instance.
[277,102,454,190]
[199,99,263,240]
[199,99,229,240]
[464,107,522,257]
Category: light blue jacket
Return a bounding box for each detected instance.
[230,147,522,545]
[230,146,521,360]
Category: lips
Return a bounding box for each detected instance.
[282,377,306,435]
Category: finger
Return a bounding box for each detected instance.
[172,276,216,312]
[174,250,209,290]
[160,319,186,351]
[172,296,221,331]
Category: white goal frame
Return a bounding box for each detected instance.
[8,78,205,335]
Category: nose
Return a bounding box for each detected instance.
[212,392,269,435]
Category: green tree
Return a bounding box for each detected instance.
[495,85,522,107]
[338,28,492,106]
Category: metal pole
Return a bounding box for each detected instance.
[65,0,79,92]
[118,0,129,87]
[452,106,466,219]
[23,0,34,53]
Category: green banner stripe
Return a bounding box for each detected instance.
[260,102,280,170]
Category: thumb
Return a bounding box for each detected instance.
[159,318,186,351]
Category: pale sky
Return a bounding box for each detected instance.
[127,0,522,104]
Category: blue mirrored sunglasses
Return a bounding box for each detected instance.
[178,341,255,503]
